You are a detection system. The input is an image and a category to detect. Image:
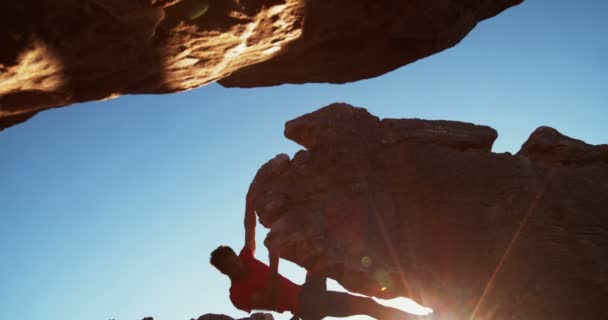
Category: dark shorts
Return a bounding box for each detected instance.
[299,275,350,320]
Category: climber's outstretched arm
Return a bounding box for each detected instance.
[244,202,256,254]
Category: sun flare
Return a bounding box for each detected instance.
[374,296,434,316]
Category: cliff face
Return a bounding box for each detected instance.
[248,104,608,320]
[0,0,522,130]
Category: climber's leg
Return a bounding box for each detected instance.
[299,271,327,320]
[301,289,419,320]
[304,270,327,292]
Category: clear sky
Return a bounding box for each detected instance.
[1,1,606,319]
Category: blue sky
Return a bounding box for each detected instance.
[0,0,606,319]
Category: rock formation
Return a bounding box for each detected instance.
[0,0,522,130]
[191,313,273,320]
[141,312,273,320]
[248,103,608,320]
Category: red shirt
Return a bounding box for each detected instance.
[230,247,302,314]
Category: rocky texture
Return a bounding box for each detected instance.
[0,0,523,130]
[142,312,273,320]
[518,126,608,166]
[219,0,525,87]
[248,104,608,320]
[0,0,304,130]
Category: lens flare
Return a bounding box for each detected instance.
[361,256,372,268]
[373,269,393,291]
[375,297,434,316]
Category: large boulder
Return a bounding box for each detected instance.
[141,312,273,320]
[0,0,522,130]
[248,103,608,320]
[191,313,273,320]
[517,126,608,166]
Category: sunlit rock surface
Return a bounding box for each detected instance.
[0,0,522,130]
[219,0,525,87]
[248,103,608,320]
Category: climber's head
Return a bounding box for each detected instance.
[210,245,245,279]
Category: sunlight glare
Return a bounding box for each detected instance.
[374,297,434,316]
[326,279,433,317]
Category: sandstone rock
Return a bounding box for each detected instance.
[518,126,608,166]
[249,103,608,320]
[220,0,525,87]
[141,312,273,320]
[193,313,273,320]
[0,0,522,130]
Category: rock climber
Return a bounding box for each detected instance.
[210,204,423,320]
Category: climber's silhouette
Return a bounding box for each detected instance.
[210,205,422,320]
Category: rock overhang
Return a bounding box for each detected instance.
[0,0,524,130]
